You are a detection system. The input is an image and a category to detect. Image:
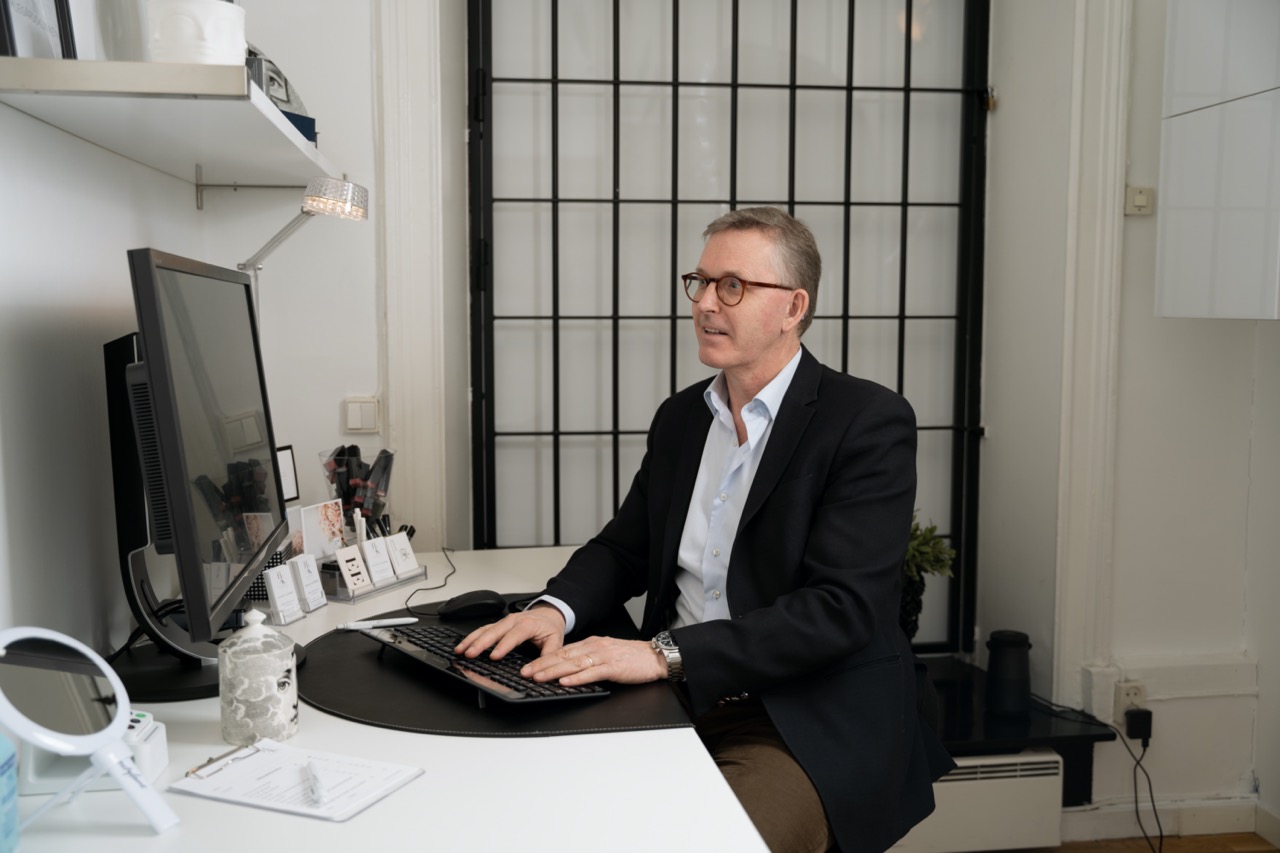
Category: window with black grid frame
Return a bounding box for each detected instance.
[468,0,988,653]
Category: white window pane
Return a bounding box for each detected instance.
[802,317,845,369]
[559,0,612,81]
[618,204,674,316]
[560,85,613,199]
[493,84,551,198]
[560,320,614,432]
[738,0,791,85]
[561,436,616,543]
[902,319,955,426]
[678,88,732,199]
[848,206,902,316]
[493,203,552,316]
[908,93,961,203]
[618,435,647,498]
[794,204,848,317]
[620,0,673,81]
[492,0,550,78]
[676,341,717,390]
[846,319,898,390]
[910,0,965,88]
[679,0,733,83]
[559,203,612,317]
[795,91,848,202]
[905,207,958,316]
[495,436,554,546]
[915,575,951,644]
[679,203,728,272]
[737,88,789,201]
[620,86,672,198]
[851,93,903,202]
[493,320,553,432]
[620,320,674,430]
[854,0,906,88]
[915,430,953,538]
[795,1,850,86]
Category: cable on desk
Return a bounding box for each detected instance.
[403,547,459,616]
[104,600,187,663]
[1032,693,1164,853]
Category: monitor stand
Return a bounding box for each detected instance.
[111,641,308,703]
[111,643,220,703]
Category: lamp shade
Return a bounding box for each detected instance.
[302,177,368,221]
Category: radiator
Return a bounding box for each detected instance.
[891,748,1064,853]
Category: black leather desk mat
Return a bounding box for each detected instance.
[298,596,692,738]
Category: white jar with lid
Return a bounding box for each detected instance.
[218,610,298,746]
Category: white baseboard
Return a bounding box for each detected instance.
[1257,802,1280,847]
[1061,797,1257,841]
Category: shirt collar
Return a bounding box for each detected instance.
[703,348,804,429]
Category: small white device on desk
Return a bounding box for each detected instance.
[0,626,179,835]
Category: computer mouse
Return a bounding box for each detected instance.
[437,588,508,621]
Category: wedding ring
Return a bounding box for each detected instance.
[584,656,594,668]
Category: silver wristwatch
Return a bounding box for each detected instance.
[651,630,684,682]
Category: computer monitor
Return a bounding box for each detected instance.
[104,248,289,702]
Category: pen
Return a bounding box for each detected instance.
[337,617,418,630]
[306,760,329,805]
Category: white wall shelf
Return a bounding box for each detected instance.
[0,57,338,187]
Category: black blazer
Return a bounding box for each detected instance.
[545,348,954,853]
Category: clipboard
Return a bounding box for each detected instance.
[170,738,422,821]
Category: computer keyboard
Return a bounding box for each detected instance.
[361,624,609,705]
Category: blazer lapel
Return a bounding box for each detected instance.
[738,348,820,532]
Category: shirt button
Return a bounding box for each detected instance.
[719,492,728,501]
[712,590,722,599]
[712,548,720,557]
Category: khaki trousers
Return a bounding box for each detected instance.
[692,697,832,853]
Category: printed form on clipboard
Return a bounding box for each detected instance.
[170,738,423,821]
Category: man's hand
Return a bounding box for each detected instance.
[520,637,667,687]
[454,603,567,661]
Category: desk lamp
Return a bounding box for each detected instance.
[239,176,369,310]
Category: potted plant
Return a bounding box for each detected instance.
[899,513,956,640]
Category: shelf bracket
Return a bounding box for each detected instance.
[194,164,308,211]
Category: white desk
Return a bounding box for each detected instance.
[17,547,766,852]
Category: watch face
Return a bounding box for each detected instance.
[654,631,676,651]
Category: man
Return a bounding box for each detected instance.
[458,207,954,853]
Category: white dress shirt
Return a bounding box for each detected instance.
[670,349,802,629]
[535,348,803,634]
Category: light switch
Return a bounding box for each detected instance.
[343,397,379,433]
[1125,185,1154,215]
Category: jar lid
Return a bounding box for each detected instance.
[219,609,293,655]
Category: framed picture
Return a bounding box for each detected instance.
[1,0,75,58]
[275,445,299,502]
[299,499,346,559]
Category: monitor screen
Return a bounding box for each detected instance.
[105,249,288,700]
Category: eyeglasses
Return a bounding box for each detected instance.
[680,273,795,306]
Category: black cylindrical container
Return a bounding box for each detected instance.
[985,630,1032,716]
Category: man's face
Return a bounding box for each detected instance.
[692,229,805,377]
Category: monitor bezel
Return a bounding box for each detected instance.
[126,247,289,644]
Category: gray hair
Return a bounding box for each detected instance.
[702,207,821,335]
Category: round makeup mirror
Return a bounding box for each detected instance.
[0,626,179,833]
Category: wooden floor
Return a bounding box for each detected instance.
[1026,834,1278,852]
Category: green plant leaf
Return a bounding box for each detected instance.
[903,512,955,580]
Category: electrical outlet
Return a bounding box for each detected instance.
[1114,680,1146,724]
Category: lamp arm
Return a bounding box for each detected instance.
[238,210,315,273]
